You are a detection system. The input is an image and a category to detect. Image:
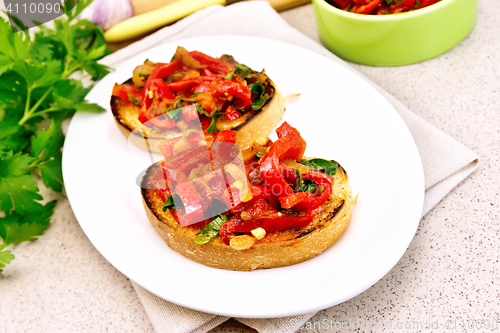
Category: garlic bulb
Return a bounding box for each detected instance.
[80,0,134,31]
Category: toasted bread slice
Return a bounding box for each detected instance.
[141,160,357,271]
[111,76,285,153]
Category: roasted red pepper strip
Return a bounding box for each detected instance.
[211,130,238,171]
[202,68,218,77]
[219,195,320,244]
[355,0,382,14]
[149,60,181,81]
[112,83,143,105]
[148,164,171,202]
[139,79,177,127]
[230,186,279,214]
[166,76,216,92]
[225,105,242,121]
[174,181,204,226]
[189,51,235,76]
[302,170,333,207]
[161,157,206,226]
[163,145,211,175]
[416,0,439,8]
[260,122,307,197]
[249,185,279,209]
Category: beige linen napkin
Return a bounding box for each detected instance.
[99,2,479,332]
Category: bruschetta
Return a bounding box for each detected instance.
[111,47,285,152]
[140,122,357,271]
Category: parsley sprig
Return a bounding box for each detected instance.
[0,0,110,273]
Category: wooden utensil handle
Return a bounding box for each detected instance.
[266,0,311,11]
[132,0,179,15]
[131,0,310,15]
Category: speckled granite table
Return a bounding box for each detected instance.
[1,1,499,332]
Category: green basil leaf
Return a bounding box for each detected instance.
[299,159,339,176]
[195,214,229,245]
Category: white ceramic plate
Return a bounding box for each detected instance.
[63,36,424,318]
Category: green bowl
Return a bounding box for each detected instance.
[312,0,478,66]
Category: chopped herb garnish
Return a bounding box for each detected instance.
[127,93,141,105]
[224,69,236,80]
[385,0,394,4]
[205,112,225,133]
[194,103,210,116]
[162,194,183,212]
[167,109,181,120]
[299,159,339,177]
[249,82,269,110]
[195,214,229,245]
[414,0,420,7]
[293,169,316,193]
[234,63,255,79]
[165,73,183,83]
[162,197,175,212]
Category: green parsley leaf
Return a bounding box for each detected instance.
[385,0,394,4]
[0,200,55,245]
[11,59,62,89]
[0,248,15,273]
[30,120,65,192]
[299,159,339,177]
[0,117,31,153]
[414,0,421,7]
[0,151,42,215]
[0,6,110,273]
[195,214,229,245]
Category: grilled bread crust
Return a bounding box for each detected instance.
[111,77,285,153]
[141,160,357,271]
